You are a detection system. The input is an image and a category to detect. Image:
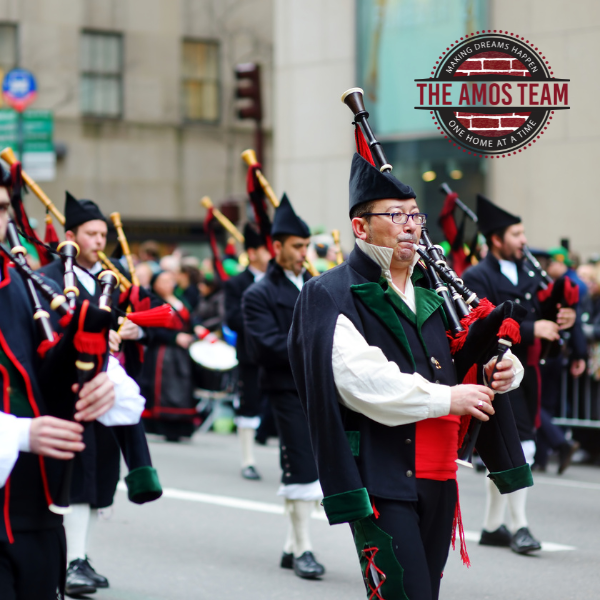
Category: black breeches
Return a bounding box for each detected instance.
[351,479,457,600]
[0,526,66,600]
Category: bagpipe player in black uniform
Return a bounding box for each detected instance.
[0,178,144,599]
[242,195,326,580]
[288,89,531,600]
[224,223,272,480]
[38,191,160,595]
[462,196,577,555]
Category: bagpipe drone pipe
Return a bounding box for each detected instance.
[522,244,579,363]
[342,88,530,481]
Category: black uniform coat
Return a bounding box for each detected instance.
[288,245,531,526]
[242,260,317,484]
[225,268,256,366]
[225,268,263,418]
[242,260,311,393]
[0,262,64,541]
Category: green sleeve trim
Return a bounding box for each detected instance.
[322,488,373,525]
[488,463,533,494]
[345,431,360,457]
[124,466,163,504]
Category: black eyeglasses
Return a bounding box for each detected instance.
[361,212,427,225]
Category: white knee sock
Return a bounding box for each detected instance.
[238,427,256,469]
[483,476,508,532]
[283,500,295,554]
[507,487,529,532]
[64,503,91,564]
[288,499,314,557]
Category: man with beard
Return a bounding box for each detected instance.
[288,155,528,600]
[242,195,326,580]
[462,195,576,555]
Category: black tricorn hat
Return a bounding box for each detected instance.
[64,191,106,231]
[271,193,311,238]
[349,153,416,216]
[476,194,521,237]
[243,222,267,250]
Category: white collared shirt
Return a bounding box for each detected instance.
[284,269,305,291]
[73,262,103,296]
[248,265,266,283]
[499,259,519,286]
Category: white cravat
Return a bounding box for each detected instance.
[499,259,518,286]
[248,265,266,283]
[284,269,305,291]
[356,239,418,313]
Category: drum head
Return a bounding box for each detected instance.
[189,339,238,371]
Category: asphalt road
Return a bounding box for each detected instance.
[86,431,600,600]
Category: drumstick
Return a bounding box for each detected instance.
[1,147,66,225]
[200,197,245,243]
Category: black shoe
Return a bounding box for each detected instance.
[558,440,580,475]
[293,551,325,579]
[280,552,294,569]
[65,560,97,597]
[479,525,512,547]
[510,527,542,554]
[79,557,109,588]
[241,465,261,480]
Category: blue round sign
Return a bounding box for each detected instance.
[2,68,37,112]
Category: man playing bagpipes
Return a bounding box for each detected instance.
[33,191,163,595]
[288,89,531,600]
[0,178,145,599]
[462,196,578,555]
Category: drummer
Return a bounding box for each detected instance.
[139,271,197,441]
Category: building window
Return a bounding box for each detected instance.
[80,31,123,118]
[181,40,219,122]
[0,23,18,108]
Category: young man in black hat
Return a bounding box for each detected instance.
[288,154,528,600]
[242,195,326,580]
[462,195,576,555]
[224,223,272,480]
[39,191,160,595]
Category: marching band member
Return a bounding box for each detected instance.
[462,196,576,554]
[288,154,526,600]
[242,195,326,580]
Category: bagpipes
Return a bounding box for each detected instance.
[1,151,165,505]
[342,88,528,470]
[437,182,480,276]
[522,244,579,363]
[2,219,118,514]
[241,148,320,277]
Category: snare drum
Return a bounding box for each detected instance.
[189,339,238,391]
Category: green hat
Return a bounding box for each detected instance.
[548,247,572,267]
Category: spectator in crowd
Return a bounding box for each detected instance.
[140,270,196,442]
[138,240,161,273]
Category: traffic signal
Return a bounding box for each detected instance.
[234,63,262,122]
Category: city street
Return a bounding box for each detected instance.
[88,431,600,600]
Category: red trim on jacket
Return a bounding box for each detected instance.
[0,330,53,507]
[0,364,14,543]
